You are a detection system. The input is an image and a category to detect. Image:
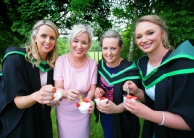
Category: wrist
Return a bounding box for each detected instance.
[158,111,165,125]
[32,92,37,102]
[116,104,123,113]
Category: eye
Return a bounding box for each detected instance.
[148,31,154,35]
[111,47,116,51]
[73,39,78,43]
[41,34,47,38]
[102,47,108,50]
[82,41,88,45]
[50,36,55,41]
[136,35,142,39]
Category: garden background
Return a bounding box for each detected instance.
[0,0,194,138]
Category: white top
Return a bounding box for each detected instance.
[145,63,158,101]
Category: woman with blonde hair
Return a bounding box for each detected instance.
[123,15,194,138]
[54,24,97,138]
[0,20,60,138]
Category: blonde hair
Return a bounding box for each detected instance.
[25,20,60,68]
[68,24,93,51]
[135,15,173,49]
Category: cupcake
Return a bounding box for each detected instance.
[76,98,91,114]
[95,97,108,105]
[123,95,138,102]
[51,89,62,103]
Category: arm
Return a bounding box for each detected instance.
[86,84,96,100]
[14,85,55,109]
[123,99,191,130]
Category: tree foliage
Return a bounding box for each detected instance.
[112,0,194,61]
[0,0,112,57]
[0,0,194,61]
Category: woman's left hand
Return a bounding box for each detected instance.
[97,100,121,114]
[87,99,94,114]
[123,98,152,118]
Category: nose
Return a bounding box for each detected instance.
[77,42,82,48]
[142,35,147,42]
[107,49,112,55]
[46,37,50,43]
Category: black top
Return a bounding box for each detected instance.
[0,46,53,138]
[95,59,141,138]
[138,40,194,138]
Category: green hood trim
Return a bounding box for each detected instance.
[2,51,52,73]
[98,60,140,85]
[138,40,194,89]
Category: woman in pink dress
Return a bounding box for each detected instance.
[54,24,97,138]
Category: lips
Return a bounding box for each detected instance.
[43,45,51,49]
[105,56,112,60]
[142,43,151,49]
[76,50,83,54]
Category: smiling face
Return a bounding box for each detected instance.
[70,32,90,58]
[102,37,122,67]
[135,21,164,55]
[34,25,57,60]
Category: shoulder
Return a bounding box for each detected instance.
[56,54,68,62]
[58,54,68,59]
[5,46,25,54]
[137,55,148,70]
[3,46,26,62]
[88,57,97,66]
[168,58,194,70]
[120,59,133,66]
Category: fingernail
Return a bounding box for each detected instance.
[53,87,56,93]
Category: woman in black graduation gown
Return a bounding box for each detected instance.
[123,15,194,138]
[0,20,60,138]
[94,30,141,138]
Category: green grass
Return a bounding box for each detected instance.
[51,108,143,138]
[88,51,102,63]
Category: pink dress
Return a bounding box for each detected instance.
[54,54,97,138]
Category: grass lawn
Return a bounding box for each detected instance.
[88,51,102,63]
[51,107,143,138]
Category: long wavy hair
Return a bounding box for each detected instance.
[25,20,60,68]
[135,15,173,49]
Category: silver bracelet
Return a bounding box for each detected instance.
[158,111,165,125]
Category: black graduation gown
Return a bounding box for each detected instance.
[0,46,53,138]
[138,40,194,138]
[95,59,141,138]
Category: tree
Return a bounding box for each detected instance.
[112,0,194,61]
[0,0,112,57]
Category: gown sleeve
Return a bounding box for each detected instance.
[167,58,194,130]
[0,47,28,136]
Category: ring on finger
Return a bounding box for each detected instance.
[132,110,135,114]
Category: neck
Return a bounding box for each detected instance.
[106,57,122,68]
[69,53,87,69]
[148,47,169,67]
